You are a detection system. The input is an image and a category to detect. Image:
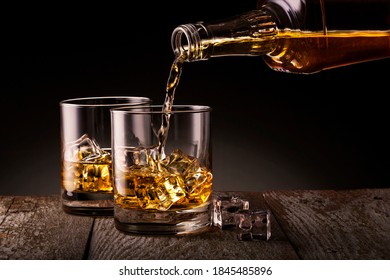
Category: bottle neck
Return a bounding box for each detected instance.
[171,10,278,62]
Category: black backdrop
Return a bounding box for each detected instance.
[1,1,389,195]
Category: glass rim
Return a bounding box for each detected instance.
[111,104,212,114]
[59,96,151,107]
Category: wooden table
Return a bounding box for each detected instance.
[1,188,389,260]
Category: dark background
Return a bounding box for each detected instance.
[1,1,389,195]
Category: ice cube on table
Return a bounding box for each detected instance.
[212,195,250,229]
[235,208,271,241]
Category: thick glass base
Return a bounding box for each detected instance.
[61,190,114,216]
[114,202,212,235]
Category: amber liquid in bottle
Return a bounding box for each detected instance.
[171,0,390,74]
[264,0,390,73]
[266,30,390,73]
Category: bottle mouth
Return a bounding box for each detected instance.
[171,23,207,61]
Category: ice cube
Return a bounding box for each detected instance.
[64,134,110,162]
[235,208,271,241]
[234,209,253,241]
[185,168,213,203]
[251,209,271,241]
[115,147,212,211]
[163,149,198,175]
[212,195,250,229]
[155,173,186,210]
[114,146,160,173]
[62,134,112,192]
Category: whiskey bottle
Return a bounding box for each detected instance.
[171,0,390,74]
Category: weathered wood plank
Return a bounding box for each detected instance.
[0,195,94,260]
[263,188,390,259]
[87,191,299,260]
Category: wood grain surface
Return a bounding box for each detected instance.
[263,188,390,259]
[0,195,93,260]
[87,191,298,260]
[1,189,389,260]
